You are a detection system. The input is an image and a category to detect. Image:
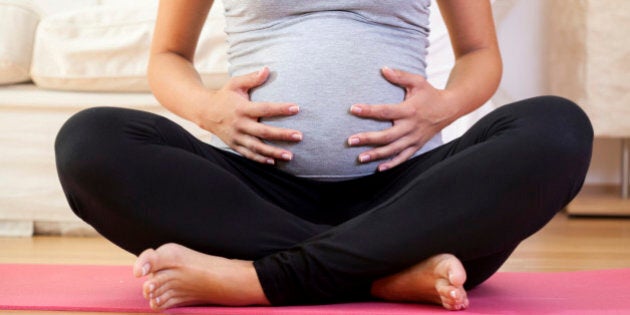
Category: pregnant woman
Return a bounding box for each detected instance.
[55,0,593,311]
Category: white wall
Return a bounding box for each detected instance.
[495,0,620,185]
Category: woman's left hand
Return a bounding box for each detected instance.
[347,67,457,172]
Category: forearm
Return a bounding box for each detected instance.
[148,52,210,127]
[441,46,502,126]
[434,0,501,127]
[148,0,215,127]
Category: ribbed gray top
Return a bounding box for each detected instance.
[215,0,442,180]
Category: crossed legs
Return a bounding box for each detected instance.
[55,96,593,310]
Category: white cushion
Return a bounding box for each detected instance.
[0,0,40,85]
[31,0,98,16]
[31,1,228,92]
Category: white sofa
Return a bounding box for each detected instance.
[0,0,229,236]
[0,0,498,236]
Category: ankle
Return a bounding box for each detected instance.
[231,260,270,305]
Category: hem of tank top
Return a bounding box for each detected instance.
[296,172,374,181]
[210,147,372,177]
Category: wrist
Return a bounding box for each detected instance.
[436,89,464,128]
[190,89,217,131]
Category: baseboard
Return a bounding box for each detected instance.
[34,221,98,236]
[0,220,34,237]
[567,184,630,217]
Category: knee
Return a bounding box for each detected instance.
[521,97,594,202]
[502,96,594,192]
[513,96,593,164]
[536,96,593,163]
[56,107,109,146]
[55,107,123,183]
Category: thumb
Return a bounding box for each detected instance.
[228,66,270,91]
[381,66,424,88]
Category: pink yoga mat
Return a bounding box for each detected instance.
[1,264,629,314]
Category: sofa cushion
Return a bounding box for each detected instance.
[0,0,40,85]
[31,1,228,92]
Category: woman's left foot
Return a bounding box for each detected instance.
[132,243,270,310]
[370,254,469,311]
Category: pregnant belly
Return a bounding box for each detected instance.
[253,63,404,180]
[230,15,433,180]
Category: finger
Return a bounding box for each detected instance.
[377,147,418,172]
[350,103,412,121]
[237,120,303,143]
[356,137,412,164]
[244,102,300,118]
[234,135,295,162]
[347,125,408,147]
[381,66,426,88]
[228,66,270,91]
[234,145,276,165]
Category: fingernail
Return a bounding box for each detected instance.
[359,154,370,163]
[350,105,362,114]
[348,137,359,146]
[266,159,275,165]
[378,164,389,172]
[257,66,268,76]
[148,283,155,292]
[382,66,395,75]
[281,152,292,160]
[288,105,299,113]
[292,133,302,141]
[142,264,150,276]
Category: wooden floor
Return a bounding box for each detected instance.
[1,212,629,315]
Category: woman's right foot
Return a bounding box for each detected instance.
[132,243,270,310]
[370,254,469,311]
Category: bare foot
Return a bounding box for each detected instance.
[132,243,270,310]
[370,254,468,311]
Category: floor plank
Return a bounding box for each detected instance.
[1,212,629,315]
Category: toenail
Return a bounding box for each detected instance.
[450,290,457,298]
[155,297,160,305]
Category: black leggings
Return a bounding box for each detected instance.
[55,96,592,305]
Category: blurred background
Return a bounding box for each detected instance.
[0,0,628,236]
[17,0,622,186]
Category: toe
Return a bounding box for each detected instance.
[447,267,467,288]
[441,296,467,311]
[150,271,177,298]
[436,281,467,308]
[434,254,466,287]
[153,288,180,310]
[160,295,188,310]
[142,280,156,299]
[134,248,157,277]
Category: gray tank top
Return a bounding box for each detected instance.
[214,0,442,180]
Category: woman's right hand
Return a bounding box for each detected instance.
[198,67,302,165]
